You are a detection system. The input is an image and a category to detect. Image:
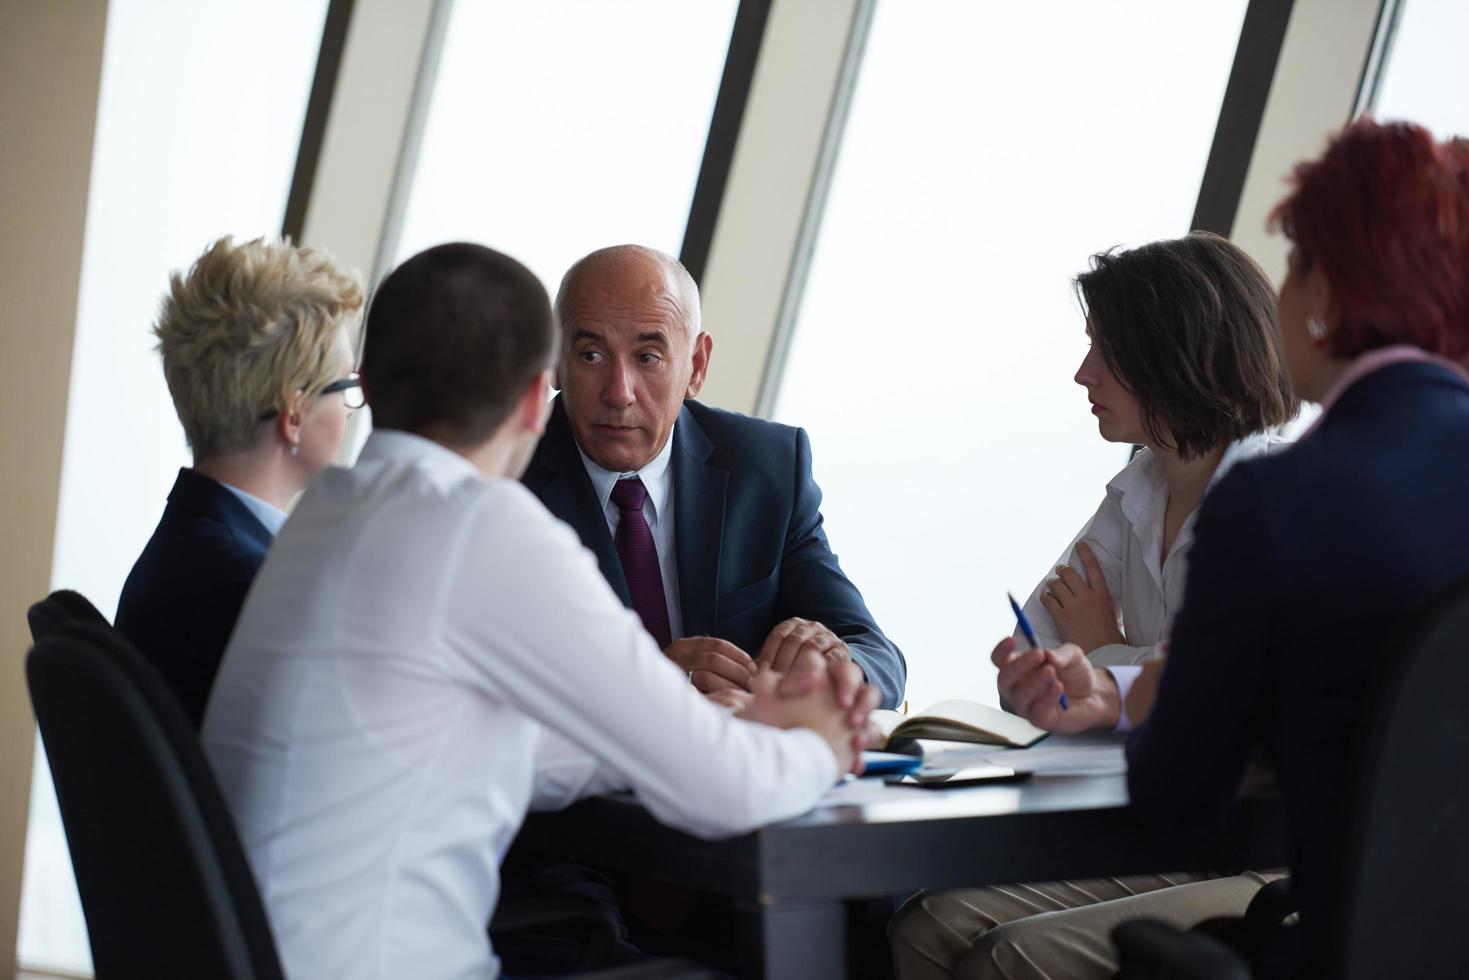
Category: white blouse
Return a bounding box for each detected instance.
[1019,433,1285,666]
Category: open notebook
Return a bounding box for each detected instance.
[872,699,1048,751]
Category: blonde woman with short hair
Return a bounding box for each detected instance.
[116,236,363,725]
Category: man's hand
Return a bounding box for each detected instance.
[992,636,1121,733]
[706,688,753,712]
[766,649,874,743]
[740,651,880,776]
[760,617,853,677]
[1040,542,1126,653]
[663,636,756,693]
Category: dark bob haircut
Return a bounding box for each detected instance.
[1270,117,1469,362]
[1075,231,1297,460]
[363,243,556,445]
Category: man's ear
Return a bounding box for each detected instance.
[517,369,553,437]
[685,331,713,400]
[550,341,566,391]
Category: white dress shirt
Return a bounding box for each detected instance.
[1020,433,1285,668]
[202,429,835,980]
[577,426,684,641]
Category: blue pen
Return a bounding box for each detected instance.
[1007,592,1068,711]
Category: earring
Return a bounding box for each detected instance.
[290,442,300,457]
[1306,315,1329,342]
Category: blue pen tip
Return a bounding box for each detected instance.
[1007,590,1061,710]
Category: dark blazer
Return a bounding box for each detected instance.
[1126,361,1469,976]
[116,468,275,727]
[523,397,905,707]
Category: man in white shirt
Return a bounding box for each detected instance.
[202,242,876,980]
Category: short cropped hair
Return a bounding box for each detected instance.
[362,243,556,445]
[154,236,364,458]
[1075,231,1297,459]
[1270,117,1469,362]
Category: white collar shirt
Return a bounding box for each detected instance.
[577,426,684,641]
[219,481,288,536]
[202,429,835,980]
[1019,432,1285,666]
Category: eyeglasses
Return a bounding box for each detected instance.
[322,374,365,409]
[258,373,363,421]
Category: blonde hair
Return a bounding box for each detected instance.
[154,236,364,458]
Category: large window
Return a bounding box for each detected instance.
[394,0,740,291]
[19,1,328,972]
[773,0,1250,712]
[1277,0,1469,444]
[1371,0,1469,138]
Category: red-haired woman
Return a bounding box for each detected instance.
[994,118,1469,978]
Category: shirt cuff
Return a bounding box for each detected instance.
[1106,665,1144,733]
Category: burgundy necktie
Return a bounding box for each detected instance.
[610,478,672,649]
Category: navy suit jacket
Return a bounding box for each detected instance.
[116,468,274,727]
[523,397,905,707]
[1126,361,1469,975]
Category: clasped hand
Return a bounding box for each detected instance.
[675,621,876,776]
[665,617,855,701]
[742,651,880,776]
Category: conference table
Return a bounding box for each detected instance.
[518,735,1288,980]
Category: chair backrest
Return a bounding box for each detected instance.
[1336,568,1469,979]
[27,588,109,643]
[26,623,284,980]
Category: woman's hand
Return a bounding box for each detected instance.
[1040,541,1126,653]
[992,637,1121,733]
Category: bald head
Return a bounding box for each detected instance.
[555,245,701,339]
[554,244,713,472]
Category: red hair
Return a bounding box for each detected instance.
[1270,117,1469,361]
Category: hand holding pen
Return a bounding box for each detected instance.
[1009,592,1067,711]
[992,636,1114,733]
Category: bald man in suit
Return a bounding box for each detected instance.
[522,244,904,708]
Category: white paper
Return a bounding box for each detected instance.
[921,740,1127,777]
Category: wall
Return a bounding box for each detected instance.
[0,2,109,976]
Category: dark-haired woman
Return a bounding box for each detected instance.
[1017,231,1297,668]
[985,118,1469,979]
[891,231,1296,980]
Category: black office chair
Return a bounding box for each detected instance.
[29,622,286,978]
[28,622,283,978]
[28,622,713,979]
[27,588,109,643]
[1327,567,1469,979]
[1113,568,1469,979]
